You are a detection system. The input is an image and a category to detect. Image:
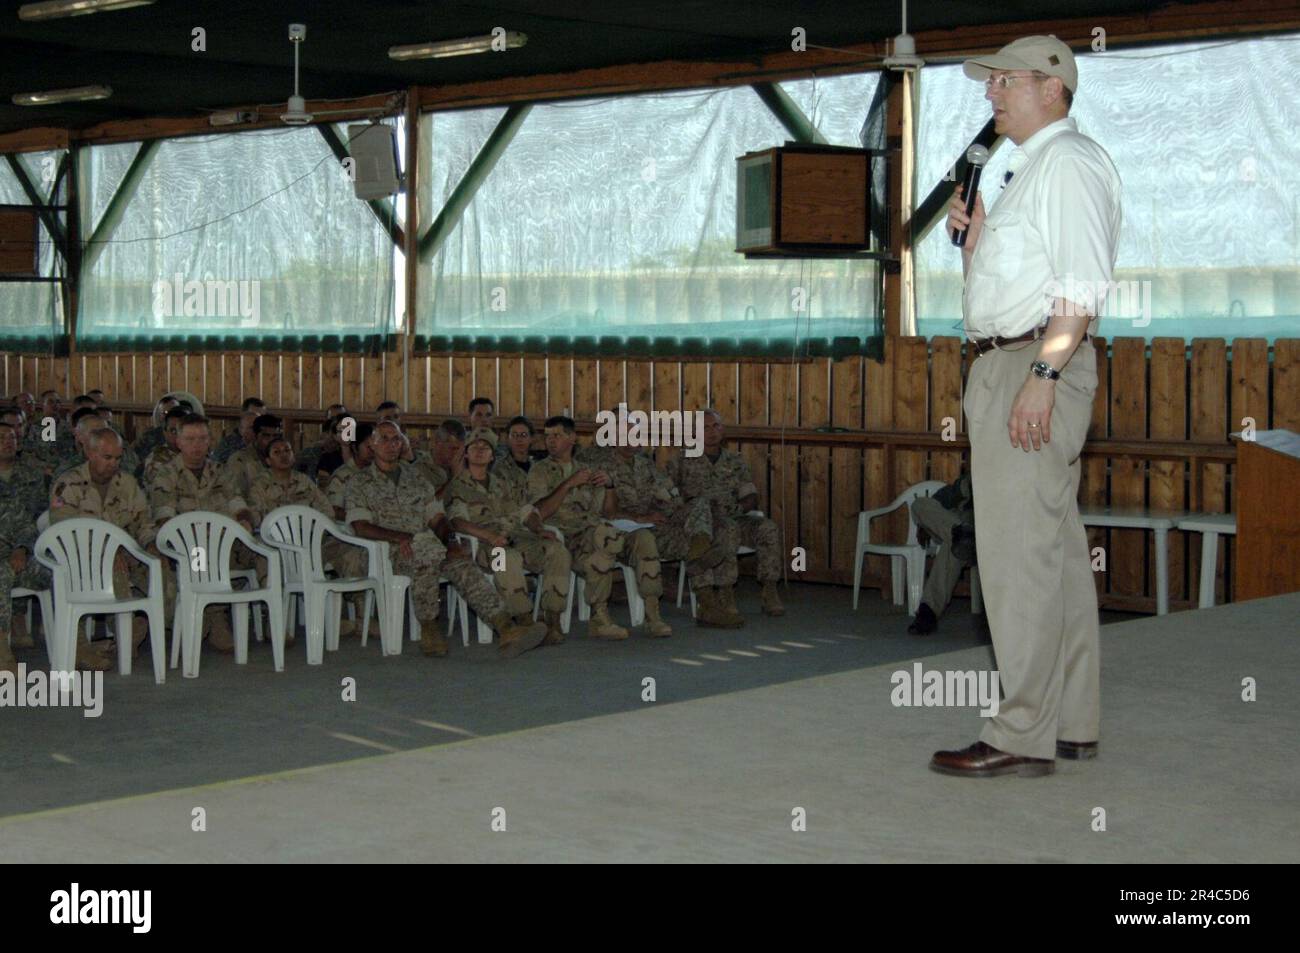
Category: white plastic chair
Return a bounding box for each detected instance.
[853,481,947,614]
[333,516,415,655]
[33,517,166,683]
[10,586,53,659]
[259,505,383,664]
[156,512,285,678]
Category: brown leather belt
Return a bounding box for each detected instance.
[970,330,1089,355]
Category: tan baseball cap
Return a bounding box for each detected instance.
[963,35,1078,93]
[466,427,497,449]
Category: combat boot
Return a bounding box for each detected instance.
[542,610,565,646]
[760,581,786,617]
[696,587,744,629]
[420,626,449,657]
[716,586,748,626]
[0,636,18,674]
[75,640,113,671]
[687,532,712,561]
[641,597,672,638]
[206,612,235,653]
[10,614,34,649]
[493,612,547,659]
[588,604,629,640]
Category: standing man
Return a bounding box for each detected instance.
[931,36,1120,778]
[667,410,784,618]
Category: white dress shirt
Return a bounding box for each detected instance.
[963,117,1122,339]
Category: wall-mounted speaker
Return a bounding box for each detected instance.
[347,123,402,201]
[736,144,870,255]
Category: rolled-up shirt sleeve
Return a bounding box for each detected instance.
[1039,154,1120,319]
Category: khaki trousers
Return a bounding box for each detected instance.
[964,340,1100,760]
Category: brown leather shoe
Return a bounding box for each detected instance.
[1056,740,1098,760]
[929,741,1054,778]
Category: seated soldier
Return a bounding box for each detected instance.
[446,428,572,647]
[51,408,142,483]
[327,421,375,522]
[0,420,51,667]
[0,410,48,521]
[604,443,745,628]
[296,414,345,486]
[376,401,417,463]
[150,414,258,653]
[221,413,282,503]
[667,408,785,618]
[212,398,265,465]
[48,427,154,669]
[907,474,984,638]
[413,419,465,497]
[345,420,545,659]
[23,390,67,475]
[495,416,542,482]
[142,405,188,491]
[529,415,671,640]
[132,394,179,460]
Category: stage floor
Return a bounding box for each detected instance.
[2,587,1296,863]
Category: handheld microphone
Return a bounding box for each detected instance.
[951,144,990,248]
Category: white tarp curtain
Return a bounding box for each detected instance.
[0,150,64,341]
[915,33,1300,342]
[76,125,396,346]
[418,73,881,349]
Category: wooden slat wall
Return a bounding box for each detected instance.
[6,336,1296,611]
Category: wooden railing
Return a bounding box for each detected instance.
[6,334,1297,613]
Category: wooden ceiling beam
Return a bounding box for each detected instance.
[0,0,1294,152]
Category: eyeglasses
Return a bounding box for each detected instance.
[984,71,1047,90]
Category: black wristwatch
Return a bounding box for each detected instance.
[1030,360,1060,381]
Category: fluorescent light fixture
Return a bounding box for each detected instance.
[12,84,112,105]
[19,0,154,21]
[388,31,527,61]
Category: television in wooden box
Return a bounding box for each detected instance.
[736,144,870,255]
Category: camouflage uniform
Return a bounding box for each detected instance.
[132,424,166,461]
[667,448,781,582]
[211,430,245,466]
[605,452,739,591]
[248,469,364,577]
[411,450,450,491]
[1,474,50,638]
[575,444,620,469]
[344,461,503,624]
[22,423,62,473]
[49,462,153,600]
[141,444,178,492]
[0,459,49,521]
[51,444,142,484]
[325,459,366,517]
[149,454,255,617]
[527,456,663,607]
[221,446,266,503]
[445,467,571,617]
[494,453,533,489]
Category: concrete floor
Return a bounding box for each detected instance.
[2,585,1296,863]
